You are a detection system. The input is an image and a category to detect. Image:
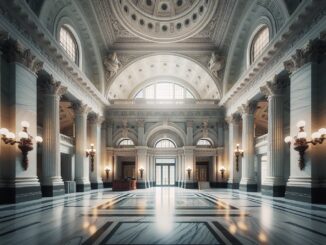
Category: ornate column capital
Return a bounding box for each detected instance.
[290,33,326,71]
[72,102,91,115]
[239,101,257,115]
[186,120,193,128]
[39,73,67,97]
[260,76,284,98]
[225,113,241,125]
[137,119,144,128]
[88,113,105,125]
[1,38,43,73]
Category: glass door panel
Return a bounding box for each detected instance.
[169,166,175,185]
[162,165,169,185]
[156,165,162,186]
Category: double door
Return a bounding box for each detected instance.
[155,164,175,186]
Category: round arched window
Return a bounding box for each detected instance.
[59,25,79,65]
[250,26,269,64]
[155,139,176,148]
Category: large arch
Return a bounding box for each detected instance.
[106,53,221,101]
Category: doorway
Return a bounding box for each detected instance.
[155,158,175,186]
[196,162,208,181]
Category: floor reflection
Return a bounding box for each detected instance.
[155,187,175,234]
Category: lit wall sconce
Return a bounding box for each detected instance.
[104,166,111,180]
[186,167,192,180]
[139,167,144,179]
[220,166,226,179]
[86,143,96,172]
[234,144,244,172]
[0,121,43,170]
[284,120,326,170]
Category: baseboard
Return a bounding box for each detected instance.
[0,186,42,204]
[41,185,65,197]
[285,186,326,204]
[261,185,285,197]
[76,183,91,192]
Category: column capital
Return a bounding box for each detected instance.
[1,38,43,74]
[88,113,105,125]
[225,113,241,125]
[186,120,193,128]
[39,73,67,97]
[290,33,326,71]
[260,76,284,98]
[239,101,257,115]
[137,119,144,127]
[72,102,91,115]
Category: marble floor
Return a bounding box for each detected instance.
[0,188,325,245]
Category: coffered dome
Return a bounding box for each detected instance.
[110,0,218,43]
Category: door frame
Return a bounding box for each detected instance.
[155,158,176,187]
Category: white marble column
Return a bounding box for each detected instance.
[226,113,242,189]
[260,78,285,196]
[88,114,104,189]
[184,146,195,188]
[239,101,257,192]
[0,40,43,203]
[40,73,67,196]
[285,37,326,203]
[73,102,91,192]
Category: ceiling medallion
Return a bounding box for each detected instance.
[110,0,218,43]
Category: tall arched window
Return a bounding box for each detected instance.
[155,139,176,148]
[59,25,79,65]
[250,26,269,64]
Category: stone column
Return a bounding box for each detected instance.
[186,120,193,146]
[226,113,242,189]
[88,114,104,189]
[184,146,196,188]
[260,77,286,196]
[73,102,91,192]
[39,73,67,196]
[285,35,326,203]
[104,148,113,187]
[239,101,257,192]
[0,39,43,203]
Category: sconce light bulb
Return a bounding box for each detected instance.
[0,128,9,136]
[35,136,43,143]
[7,132,15,139]
[18,131,29,139]
[311,132,321,140]
[236,143,239,147]
[296,120,306,129]
[21,121,30,128]
[298,131,307,139]
[284,136,292,143]
[105,166,110,171]
[318,128,326,136]
[90,143,94,147]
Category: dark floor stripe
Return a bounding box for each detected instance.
[82,213,249,217]
[212,221,243,245]
[285,221,326,237]
[0,222,40,237]
[82,222,113,245]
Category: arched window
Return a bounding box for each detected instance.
[250,26,269,64]
[59,25,79,65]
[135,82,195,101]
[197,138,212,147]
[155,139,176,148]
[118,138,134,147]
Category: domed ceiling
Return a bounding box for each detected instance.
[110,0,219,43]
[106,54,220,100]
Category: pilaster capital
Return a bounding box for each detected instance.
[290,33,326,71]
[39,73,67,97]
[260,76,284,98]
[72,102,91,115]
[88,113,105,125]
[186,120,193,128]
[137,119,145,127]
[226,113,241,125]
[239,101,257,115]
[1,38,43,73]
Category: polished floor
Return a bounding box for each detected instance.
[0,187,325,245]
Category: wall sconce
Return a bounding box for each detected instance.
[186,167,192,180]
[220,166,226,179]
[104,166,111,180]
[285,120,325,170]
[234,144,244,172]
[86,143,96,172]
[0,121,43,170]
[139,167,144,179]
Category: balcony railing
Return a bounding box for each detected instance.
[60,134,74,146]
